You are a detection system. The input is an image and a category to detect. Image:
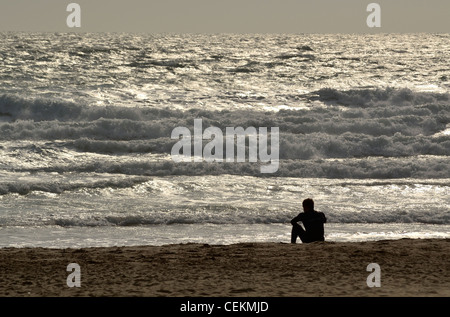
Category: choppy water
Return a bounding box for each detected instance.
[0,32,449,248]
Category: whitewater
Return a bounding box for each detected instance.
[0,32,449,248]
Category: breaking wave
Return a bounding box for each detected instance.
[1,87,449,178]
[0,174,149,195]
[3,205,449,226]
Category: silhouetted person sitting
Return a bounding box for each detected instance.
[291,198,327,243]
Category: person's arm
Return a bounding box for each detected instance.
[290,214,302,225]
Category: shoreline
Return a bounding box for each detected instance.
[3,222,449,249]
[0,238,449,297]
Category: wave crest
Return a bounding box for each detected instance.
[1,88,449,178]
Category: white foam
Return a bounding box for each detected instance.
[1,223,449,248]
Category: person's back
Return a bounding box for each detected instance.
[291,198,326,243]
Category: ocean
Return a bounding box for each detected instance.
[0,32,449,248]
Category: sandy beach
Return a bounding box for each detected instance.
[0,238,449,297]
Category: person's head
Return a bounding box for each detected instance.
[302,198,314,212]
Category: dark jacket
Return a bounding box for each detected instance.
[291,210,327,242]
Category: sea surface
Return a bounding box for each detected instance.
[0,32,449,248]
